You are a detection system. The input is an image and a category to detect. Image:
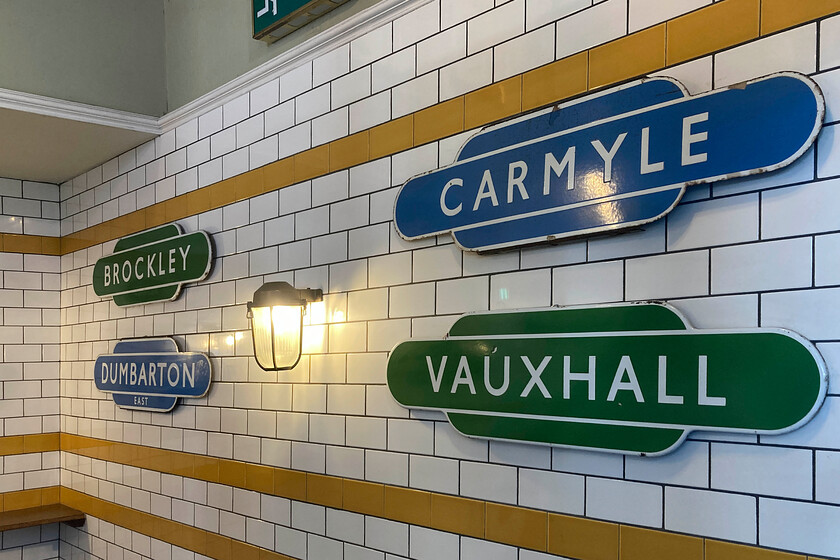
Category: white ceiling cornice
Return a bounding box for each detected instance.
[0,86,162,135]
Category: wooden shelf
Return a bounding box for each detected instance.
[0,504,85,532]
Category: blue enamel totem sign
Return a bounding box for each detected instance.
[94,338,212,412]
[393,72,824,252]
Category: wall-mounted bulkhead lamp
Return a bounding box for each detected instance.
[247,282,323,370]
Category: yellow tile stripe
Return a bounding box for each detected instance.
[0,433,60,456]
[14,0,827,257]
[0,486,61,513]
[59,434,822,560]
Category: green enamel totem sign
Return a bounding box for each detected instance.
[253,0,351,41]
[93,224,213,307]
[386,303,828,455]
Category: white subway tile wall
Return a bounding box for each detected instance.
[0,1,820,559]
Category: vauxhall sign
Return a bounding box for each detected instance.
[386,304,827,455]
[95,338,212,412]
[393,72,824,252]
[93,224,212,306]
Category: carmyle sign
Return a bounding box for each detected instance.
[93,224,212,306]
[386,303,827,455]
[393,72,824,252]
[94,338,212,412]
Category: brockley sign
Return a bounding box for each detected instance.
[393,72,824,252]
[93,224,212,306]
[95,338,212,412]
[386,304,827,455]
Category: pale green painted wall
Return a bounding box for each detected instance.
[0,0,167,116]
[0,0,382,115]
[164,0,380,111]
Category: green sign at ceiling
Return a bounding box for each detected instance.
[386,303,828,455]
[253,0,351,42]
[93,224,212,307]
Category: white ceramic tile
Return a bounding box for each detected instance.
[711,443,811,499]
[766,287,840,353]
[348,224,390,259]
[390,282,435,317]
[314,44,350,86]
[310,414,346,445]
[198,107,223,139]
[392,143,438,184]
[277,123,312,160]
[490,269,552,309]
[249,134,278,169]
[667,194,759,251]
[816,451,840,504]
[587,478,662,527]
[222,148,249,179]
[351,23,392,70]
[332,66,371,109]
[526,0,590,32]
[553,261,623,305]
[626,440,709,487]
[494,25,554,80]
[223,93,250,128]
[409,455,459,493]
[626,250,709,300]
[556,0,626,59]
[372,47,416,92]
[250,78,280,115]
[236,114,264,148]
[821,14,840,70]
[413,244,461,281]
[365,449,408,485]
[468,0,524,55]
[519,468,585,514]
[714,25,816,87]
[280,62,313,101]
[210,128,236,159]
[665,487,756,542]
[364,517,408,556]
[349,158,390,197]
[762,178,840,238]
[436,276,489,314]
[818,123,840,178]
[441,0,494,29]
[350,91,391,133]
[198,159,223,188]
[394,2,440,51]
[265,100,296,136]
[460,538,517,560]
[296,84,331,123]
[409,526,459,560]
[435,422,488,461]
[328,321,366,352]
[760,498,840,557]
[313,232,349,265]
[386,418,434,454]
[814,69,840,124]
[392,72,439,118]
[816,233,840,286]
[440,50,493,100]
[671,294,757,328]
[711,238,812,294]
[312,108,349,146]
[346,417,387,449]
[629,0,709,32]
[417,24,467,75]
[312,170,348,206]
